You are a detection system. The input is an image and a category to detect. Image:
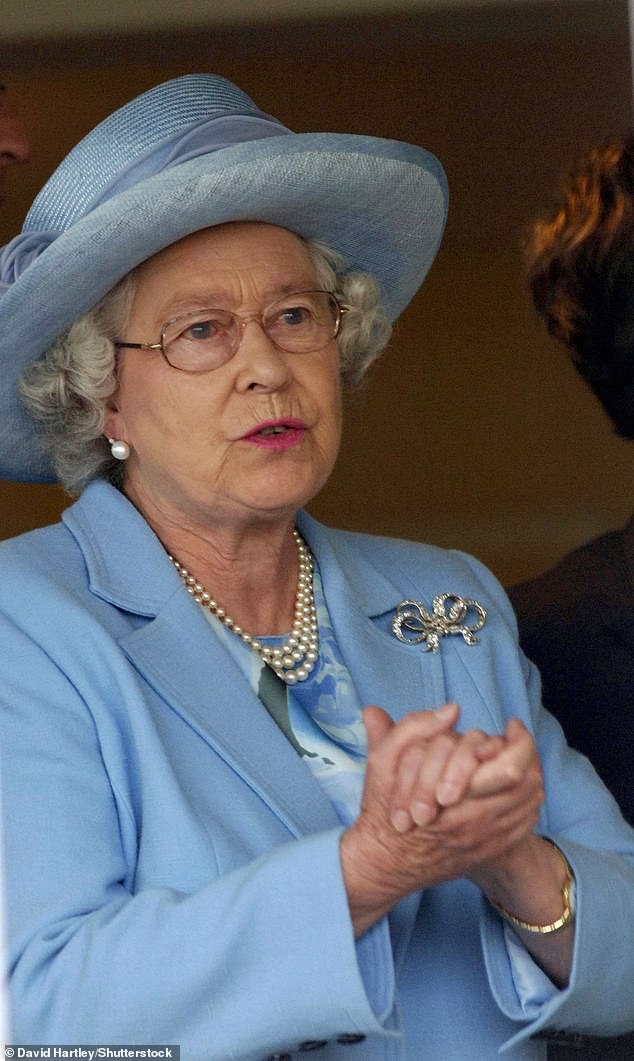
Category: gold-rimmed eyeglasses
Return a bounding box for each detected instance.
[114,289,346,374]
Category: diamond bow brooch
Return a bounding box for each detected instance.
[391,594,487,654]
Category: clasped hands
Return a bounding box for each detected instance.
[341,702,545,936]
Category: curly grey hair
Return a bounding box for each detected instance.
[20,237,392,496]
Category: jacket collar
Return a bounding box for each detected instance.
[63,479,177,615]
[63,481,412,620]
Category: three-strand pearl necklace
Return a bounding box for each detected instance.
[169,530,319,684]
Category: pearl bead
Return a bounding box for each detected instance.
[110,439,130,461]
[168,529,320,683]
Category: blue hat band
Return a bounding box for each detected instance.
[0,110,290,295]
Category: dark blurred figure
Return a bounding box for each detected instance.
[510,135,634,1061]
[0,82,30,206]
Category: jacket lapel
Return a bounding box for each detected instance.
[297,512,449,722]
[299,514,509,735]
[63,482,341,838]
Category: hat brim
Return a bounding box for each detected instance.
[0,131,447,482]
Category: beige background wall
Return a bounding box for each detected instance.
[0,0,631,585]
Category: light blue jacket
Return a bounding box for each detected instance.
[1,481,633,1061]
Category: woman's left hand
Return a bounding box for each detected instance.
[345,706,574,985]
[341,706,544,929]
[391,710,575,984]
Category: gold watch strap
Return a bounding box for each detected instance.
[489,839,575,935]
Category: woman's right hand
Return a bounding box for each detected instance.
[340,704,544,936]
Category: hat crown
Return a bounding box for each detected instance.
[25,74,260,235]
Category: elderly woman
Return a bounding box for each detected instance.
[0,75,633,1061]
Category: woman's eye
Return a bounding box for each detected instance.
[278,306,311,326]
[185,320,219,341]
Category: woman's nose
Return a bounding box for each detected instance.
[0,100,31,166]
[233,320,293,392]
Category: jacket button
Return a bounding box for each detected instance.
[336,1034,366,1045]
[299,1043,329,1052]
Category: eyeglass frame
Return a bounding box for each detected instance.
[113,288,348,374]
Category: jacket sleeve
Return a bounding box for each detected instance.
[462,556,634,1043]
[0,614,398,1060]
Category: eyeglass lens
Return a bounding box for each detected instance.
[161,290,340,372]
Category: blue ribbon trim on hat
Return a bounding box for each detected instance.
[0,232,58,294]
[84,112,291,216]
[0,110,290,295]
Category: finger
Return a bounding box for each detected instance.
[408,731,457,826]
[362,703,460,832]
[378,702,459,760]
[362,704,457,756]
[469,722,537,797]
[435,730,499,808]
[432,772,545,855]
[389,731,459,832]
[362,706,395,755]
[389,745,424,833]
[474,735,505,762]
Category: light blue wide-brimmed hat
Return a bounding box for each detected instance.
[0,73,448,482]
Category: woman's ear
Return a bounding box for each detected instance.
[103,400,126,446]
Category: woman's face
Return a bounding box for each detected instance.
[106,222,342,531]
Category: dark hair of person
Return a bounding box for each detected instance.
[526,132,634,439]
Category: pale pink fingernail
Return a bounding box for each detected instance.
[436,781,460,806]
[391,809,413,833]
[411,800,434,826]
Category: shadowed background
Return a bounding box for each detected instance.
[1,0,630,585]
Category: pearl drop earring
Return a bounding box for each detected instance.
[109,438,130,461]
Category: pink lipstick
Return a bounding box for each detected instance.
[241,418,307,449]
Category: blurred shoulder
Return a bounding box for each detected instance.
[510,515,634,622]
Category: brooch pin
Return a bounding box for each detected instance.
[391,594,487,654]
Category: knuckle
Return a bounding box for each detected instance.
[434,732,457,755]
[401,709,433,729]
[466,729,486,745]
